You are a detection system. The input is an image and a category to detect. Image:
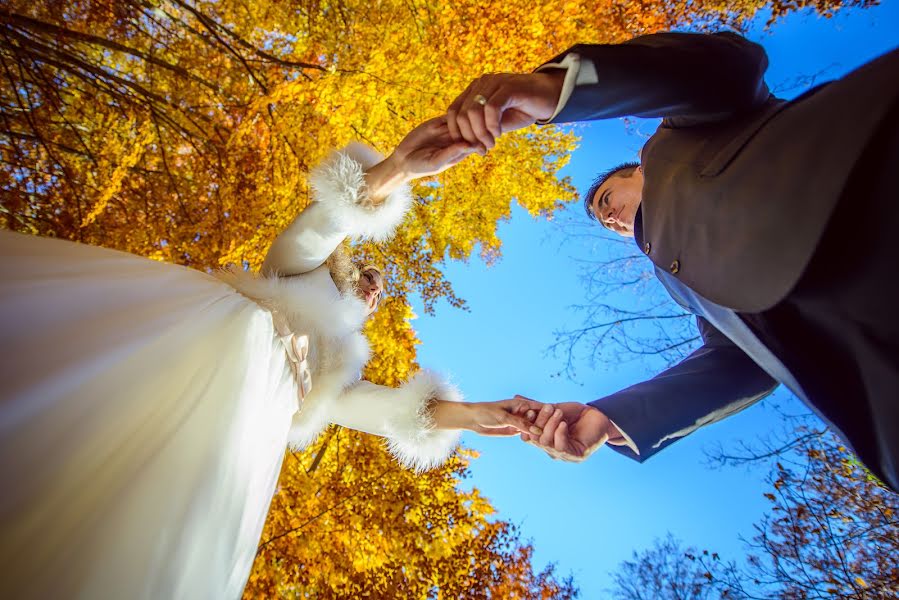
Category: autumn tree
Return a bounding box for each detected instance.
[606,534,719,600]
[605,428,899,600]
[696,428,899,599]
[0,0,877,596]
[246,432,578,598]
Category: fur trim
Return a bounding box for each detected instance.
[286,332,372,450]
[385,370,462,472]
[216,265,372,450]
[217,265,367,341]
[309,143,413,242]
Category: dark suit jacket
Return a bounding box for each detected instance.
[589,313,779,463]
[546,32,899,312]
[543,32,899,489]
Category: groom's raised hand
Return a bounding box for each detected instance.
[514,396,622,462]
[446,70,566,150]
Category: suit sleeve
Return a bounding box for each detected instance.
[326,371,462,472]
[590,316,778,462]
[261,143,413,277]
[542,32,771,125]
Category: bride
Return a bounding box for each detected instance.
[0,117,540,599]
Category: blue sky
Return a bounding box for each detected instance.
[409,4,899,597]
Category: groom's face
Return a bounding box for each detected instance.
[590,167,644,237]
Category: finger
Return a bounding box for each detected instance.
[538,409,564,447]
[446,82,475,142]
[534,403,556,429]
[515,398,547,414]
[525,409,537,422]
[496,409,543,435]
[554,420,574,455]
[461,102,496,150]
[497,397,543,415]
[512,395,547,414]
[469,116,495,150]
[477,425,521,437]
[455,79,495,149]
[482,82,512,139]
[426,115,448,129]
[415,115,446,134]
[464,80,503,149]
[454,110,480,147]
[432,142,477,171]
[520,432,531,443]
[507,404,528,416]
[483,104,503,140]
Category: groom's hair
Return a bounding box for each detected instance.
[583,161,641,224]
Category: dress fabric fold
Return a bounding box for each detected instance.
[0,230,298,600]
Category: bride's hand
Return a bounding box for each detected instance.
[391,116,482,179]
[432,398,546,437]
[365,117,481,203]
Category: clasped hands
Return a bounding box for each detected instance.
[382,70,566,181]
[435,396,622,462]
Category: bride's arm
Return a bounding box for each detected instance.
[262,117,477,277]
[326,372,540,471]
[261,145,413,277]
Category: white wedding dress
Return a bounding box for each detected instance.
[0,145,460,599]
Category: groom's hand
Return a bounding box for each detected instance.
[515,397,621,462]
[446,70,566,150]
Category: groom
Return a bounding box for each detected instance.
[446,31,899,491]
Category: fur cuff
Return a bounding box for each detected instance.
[309,142,413,242]
[386,370,462,472]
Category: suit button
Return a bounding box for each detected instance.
[669,259,680,274]
[643,242,651,254]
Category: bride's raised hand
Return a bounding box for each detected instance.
[364,117,481,204]
[391,116,482,179]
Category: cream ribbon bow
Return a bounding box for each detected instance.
[271,311,313,406]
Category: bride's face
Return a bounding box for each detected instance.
[356,268,384,315]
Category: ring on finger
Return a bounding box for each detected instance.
[473,94,488,106]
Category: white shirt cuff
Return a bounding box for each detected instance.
[607,417,640,456]
[535,53,598,123]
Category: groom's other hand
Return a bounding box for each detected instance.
[446,70,566,150]
[515,396,623,462]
